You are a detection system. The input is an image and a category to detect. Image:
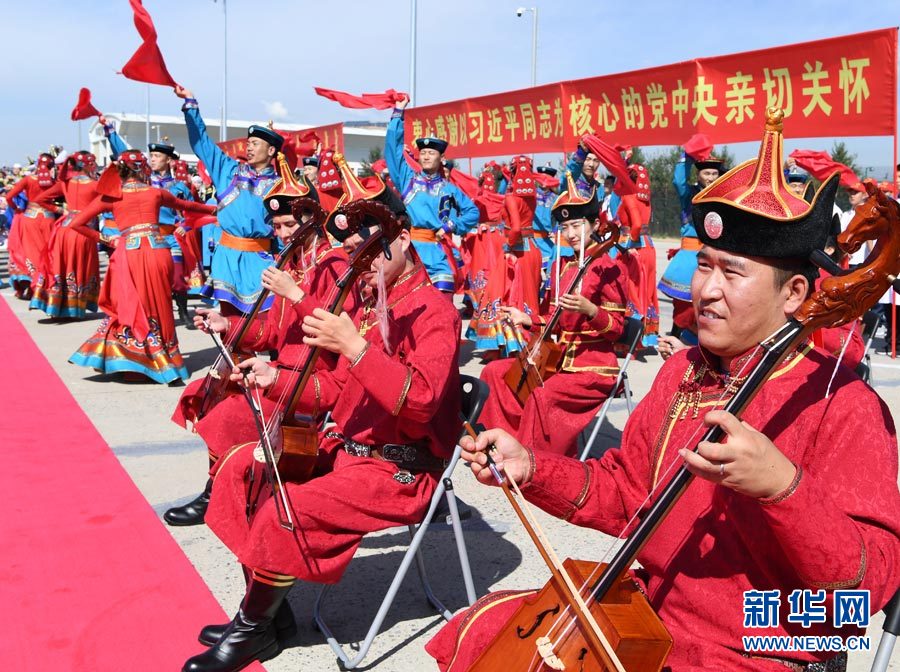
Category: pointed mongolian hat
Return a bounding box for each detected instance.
[551,170,600,222]
[263,151,317,216]
[326,152,407,241]
[692,108,839,259]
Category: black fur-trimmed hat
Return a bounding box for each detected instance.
[692,108,839,259]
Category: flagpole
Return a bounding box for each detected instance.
[145,85,151,148]
[221,0,228,141]
[409,0,417,106]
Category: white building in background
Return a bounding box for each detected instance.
[88,114,387,173]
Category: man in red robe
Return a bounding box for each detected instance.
[181,196,462,672]
[427,110,900,671]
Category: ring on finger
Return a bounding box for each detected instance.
[719,462,725,477]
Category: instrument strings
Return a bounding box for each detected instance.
[538,331,782,652]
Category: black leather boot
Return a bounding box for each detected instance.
[164,479,211,526]
[182,572,295,672]
[198,599,296,647]
[175,292,197,329]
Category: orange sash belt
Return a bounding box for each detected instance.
[681,236,703,251]
[410,227,438,243]
[219,231,271,253]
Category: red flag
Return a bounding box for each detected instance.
[789,150,861,190]
[314,87,407,110]
[196,161,212,187]
[682,133,714,162]
[534,173,560,191]
[120,0,178,87]
[70,88,101,121]
[581,134,637,196]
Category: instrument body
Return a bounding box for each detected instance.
[196,212,322,421]
[470,560,671,672]
[504,220,620,405]
[473,187,900,670]
[269,199,404,482]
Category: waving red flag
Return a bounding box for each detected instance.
[789,150,861,190]
[682,133,714,162]
[314,87,407,110]
[119,0,178,87]
[70,88,101,121]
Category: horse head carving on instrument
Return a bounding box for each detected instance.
[796,180,900,330]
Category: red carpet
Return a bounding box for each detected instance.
[0,298,261,671]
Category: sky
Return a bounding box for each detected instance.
[1,0,898,175]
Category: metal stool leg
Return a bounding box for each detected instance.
[442,479,476,605]
[580,396,613,461]
[312,452,473,669]
[871,588,900,672]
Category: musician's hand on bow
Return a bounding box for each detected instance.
[559,293,598,318]
[230,357,278,389]
[679,410,797,499]
[302,308,367,361]
[462,428,533,487]
[261,266,302,303]
[499,305,532,328]
[195,307,227,333]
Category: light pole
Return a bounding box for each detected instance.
[151,125,162,142]
[214,0,228,141]
[145,84,151,148]
[516,7,538,87]
[409,0,417,106]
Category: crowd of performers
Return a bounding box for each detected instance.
[5,92,900,672]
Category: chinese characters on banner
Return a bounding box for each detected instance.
[216,122,345,163]
[405,28,897,158]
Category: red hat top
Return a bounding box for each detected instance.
[692,108,840,259]
[120,150,150,174]
[509,155,536,197]
[551,170,600,222]
[172,159,190,184]
[628,163,651,203]
[36,153,55,169]
[331,152,385,208]
[480,166,498,193]
[317,149,342,193]
[694,109,812,221]
[263,151,315,215]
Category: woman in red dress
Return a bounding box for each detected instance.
[468,156,544,356]
[67,151,215,384]
[585,136,660,347]
[5,153,58,299]
[29,152,101,318]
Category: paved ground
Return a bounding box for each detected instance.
[3,240,899,671]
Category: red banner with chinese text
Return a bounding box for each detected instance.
[405,28,897,158]
[217,122,344,164]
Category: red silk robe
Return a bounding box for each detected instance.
[67,184,215,383]
[428,343,900,671]
[172,240,356,463]
[204,263,462,582]
[31,174,101,317]
[478,254,627,456]
[468,192,543,353]
[6,174,57,290]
